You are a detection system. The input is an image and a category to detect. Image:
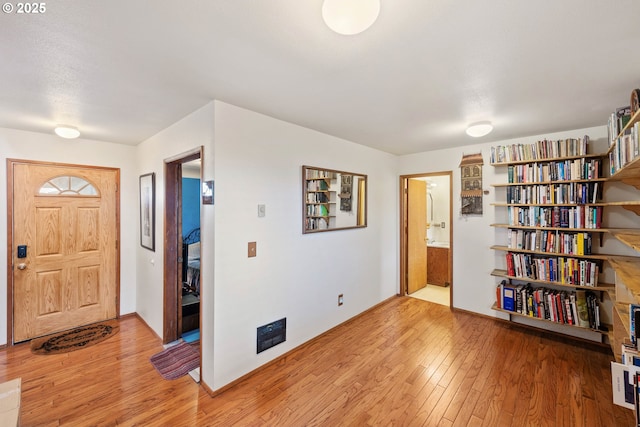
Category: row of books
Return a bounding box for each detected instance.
[306,204,332,217]
[505,252,600,286]
[306,179,331,191]
[507,205,603,229]
[496,282,600,329]
[490,136,590,164]
[611,304,640,418]
[506,181,601,205]
[507,229,593,255]
[607,105,632,146]
[305,170,337,179]
[506,158,601,183]
[306,192,332,203]
[305,217,331,230]
[609,121,640,175]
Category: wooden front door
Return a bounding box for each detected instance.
[407,179,427,294]
[10,160,119,342]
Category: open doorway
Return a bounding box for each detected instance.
[400,171,453,307]
[163,148,202,353]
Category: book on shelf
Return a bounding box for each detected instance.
[632,304,640,345]
[503,285,515,311]
[575,290,590,328]
[611,361,638,410]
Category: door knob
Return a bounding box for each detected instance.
[17,263,26,270]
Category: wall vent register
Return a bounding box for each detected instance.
[257,318,286,354]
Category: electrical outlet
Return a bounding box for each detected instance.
[338,294,344,306]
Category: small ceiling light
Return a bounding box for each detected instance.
[322,0,380,35]
[465,121,493,138]
[54,125,80,139]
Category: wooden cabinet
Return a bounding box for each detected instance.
[427,246,450,286]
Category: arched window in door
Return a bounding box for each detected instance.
[38,176,99,196]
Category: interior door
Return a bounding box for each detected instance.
[407,179,427,294]
[11,161,119,342]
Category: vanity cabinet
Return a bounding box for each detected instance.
[427,246,450,286]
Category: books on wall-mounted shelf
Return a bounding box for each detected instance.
[506,229,594,255]
[506,205,602,229]
[503,252,600,287]
[495,281,603,330]
[505,157,601,183]
[490,136,590,164]
[504,181,602,204]
[608,106,640,175]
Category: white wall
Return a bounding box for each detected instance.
[398,126,610,325]
[134,103,215,338]
[0,127,138,345]
[208,101,398,389]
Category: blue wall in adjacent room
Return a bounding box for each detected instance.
[182,178,200,238]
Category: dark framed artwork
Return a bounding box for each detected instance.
[139,172,156,251]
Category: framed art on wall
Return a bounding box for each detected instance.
[139,172,156,251]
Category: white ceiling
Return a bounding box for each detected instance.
[2,1,640,155]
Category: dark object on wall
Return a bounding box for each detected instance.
[460,153,484,215]
[202,180,214,205]
[139,172,156,251]
[631,88,640,116]
[257,318,286,354]
[339,174,353,211]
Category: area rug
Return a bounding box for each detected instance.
[30,319,120,355]
[150,341,200,380]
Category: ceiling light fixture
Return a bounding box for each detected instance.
[322,0,380,35]
[465,121,493,138]
[54,125,80,139]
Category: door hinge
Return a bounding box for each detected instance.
[116,240,118,249]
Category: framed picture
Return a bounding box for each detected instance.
[139,172,155,251]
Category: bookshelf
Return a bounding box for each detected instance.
[303,167,337,232]
[490,137,614,343]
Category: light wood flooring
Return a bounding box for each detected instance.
[0,296,633,426]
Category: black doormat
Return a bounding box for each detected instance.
[30,319,120,355]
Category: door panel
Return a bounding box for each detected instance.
[407,179,427,294]
[12,162,118,342]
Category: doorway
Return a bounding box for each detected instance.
[163,148,202,349]
[7,159,120,344]
[400,171,453,307]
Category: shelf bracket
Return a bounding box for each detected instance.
[620,177,640,191]
[621,204,640,216]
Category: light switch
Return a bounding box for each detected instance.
[258,204,266,217]
[248,242,257,257]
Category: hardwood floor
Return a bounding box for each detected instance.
[0,296,633,426]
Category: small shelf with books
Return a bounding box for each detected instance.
[607,107,640,180]
[491,304,610,335]
[304,170,337,232]
[492,285,610,335]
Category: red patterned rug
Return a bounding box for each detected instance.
[150,341,199,380]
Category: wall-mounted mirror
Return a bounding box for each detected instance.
[302,165,367,233]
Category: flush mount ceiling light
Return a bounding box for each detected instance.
[54,125,80,139]
[465,121,493,138]
[322,0,380,35]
